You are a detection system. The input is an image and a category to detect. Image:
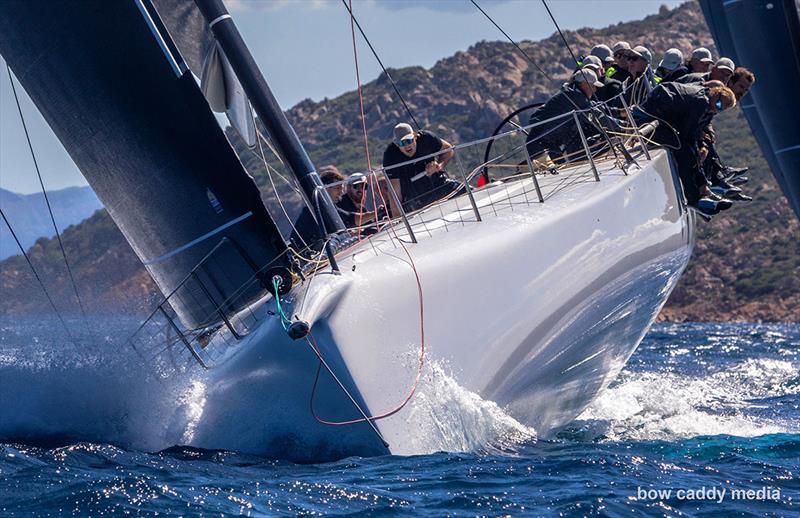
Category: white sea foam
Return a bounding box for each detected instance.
[397,361,536,455]
[571,358,799,442]
[0,330,202,452]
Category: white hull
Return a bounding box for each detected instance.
[180,149,694,460]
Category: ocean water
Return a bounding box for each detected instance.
[1,318,798,516]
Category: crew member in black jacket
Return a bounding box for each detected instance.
[525,68,621,164]
[634,82,737,215]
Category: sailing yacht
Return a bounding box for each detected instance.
[0,0,694,459]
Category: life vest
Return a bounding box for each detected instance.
[605,66,617,78]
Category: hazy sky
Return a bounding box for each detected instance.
[0,0,682,194]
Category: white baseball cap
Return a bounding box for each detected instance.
[582,55,603,72]
[590,44,614,63]
[573,68,604,87]
[633,46,652,63]
[715,57,735,72]
[658,48,684,71]
[691,47,714,63]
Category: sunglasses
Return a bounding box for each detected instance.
[351,184,366,191]
[714,99,723,110]
[398,138,415,147]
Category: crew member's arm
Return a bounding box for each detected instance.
[425,139,454,175]
[386,178,403,217]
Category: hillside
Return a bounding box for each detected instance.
[0,186,102,260]
[0,1,797,321]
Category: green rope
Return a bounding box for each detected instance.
[273,277,292,330]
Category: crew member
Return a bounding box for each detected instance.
[589,44,615,69]
[655,48,684,83]
[526,68,620,164]
[382,123,457,213]
[336,172,384,235]
[635,82,737,215]
[688,48,715,74]
[675,57,735,85]
[290,165,346,252]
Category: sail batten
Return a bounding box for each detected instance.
[135,0,187,77]
[0,0,288,327]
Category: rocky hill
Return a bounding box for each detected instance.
[0,186,102,260]
[1,1,797,321]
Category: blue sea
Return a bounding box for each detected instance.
[1,318,798,516]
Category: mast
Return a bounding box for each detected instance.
[194,0,346,237]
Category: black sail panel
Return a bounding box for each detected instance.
[698,0,792,201]
[0,0,287,327]
[702,0,800,219]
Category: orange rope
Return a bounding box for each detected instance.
[307,234,425,425]
[347,0,391,236]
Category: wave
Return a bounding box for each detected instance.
[0,318,535,457]
[398,362,536,455]
[565,357,799,442]
[2,318,797,457]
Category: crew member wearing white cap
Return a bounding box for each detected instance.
[655,48,684,83]
[335,172,384,233]
[578,55,604,77]
[526,68,620,164]
[596,45,649,106]
[604,41,636,82]
[589,44,614,67]
[675,57,735,85]
[381,123,456,212]
[688,47,714,74]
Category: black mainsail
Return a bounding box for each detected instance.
[0,0,287,327]
[700,0,800,219]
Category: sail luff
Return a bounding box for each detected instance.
[0,0,289,327]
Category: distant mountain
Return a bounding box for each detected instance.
[0,2,797,321]
[0,186,103,260]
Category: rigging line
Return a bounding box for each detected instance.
[535,0,633,168]
[347,0,378,236]
[0,207,77,344]
[469,0,553,83]
[249,110,311,250]
[348,0,373,173]
[253,130,302,195]
[6,65,90,326]
[539,0,582,78]
[339,0,421,130]
[306,221,426,427]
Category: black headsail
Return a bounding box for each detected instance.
[700,0,800,220]
[0,0,288,328]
